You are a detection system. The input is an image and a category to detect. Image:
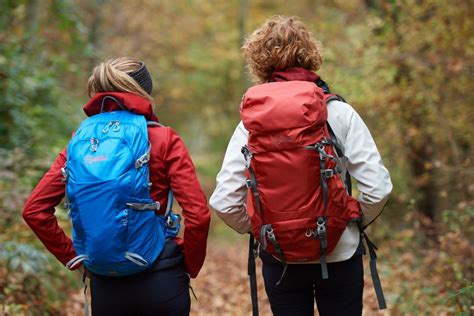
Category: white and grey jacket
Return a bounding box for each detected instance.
[210,100,393,263]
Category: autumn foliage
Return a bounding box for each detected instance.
[1,0,473,315]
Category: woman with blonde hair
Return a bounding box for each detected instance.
[23,57,210,315]
[211,16,392,315]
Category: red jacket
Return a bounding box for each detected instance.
[23,92,211,278]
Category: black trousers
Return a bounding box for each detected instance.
[261,253,364,316]
[90,263,190,315]
[89,241,190,316]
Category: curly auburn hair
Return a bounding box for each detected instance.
[242,16,323,83]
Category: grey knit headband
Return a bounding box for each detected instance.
[128,62,153,95]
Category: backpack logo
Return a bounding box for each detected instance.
[83,155,108,165]
[271,134,294,144]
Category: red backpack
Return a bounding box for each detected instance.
[241,80,386,316]
[241,80,361,276]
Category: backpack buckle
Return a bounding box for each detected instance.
[266,228,276,242]
[135,152,150,169]
[245,179,251,188]
[61,167,68,182]
[317,218,326,236]
[321,168,336,178]
[321,137,333,146]
[166,213,181,229]
[241,145,253,168]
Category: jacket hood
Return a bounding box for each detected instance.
[83,92,159,122]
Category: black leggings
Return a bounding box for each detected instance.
[90,262,190,316]
[261,253,364,316]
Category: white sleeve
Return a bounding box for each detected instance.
[209,122,252,234]
[336,102,393,226]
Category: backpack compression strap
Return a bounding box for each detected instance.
[326,123,352,196]
[248,234,259,316]
[144,122,181,237]
[304,137,341,279]
[364,233,387,309]
[241,145,262,214]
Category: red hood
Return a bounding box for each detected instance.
[83,92,159,122]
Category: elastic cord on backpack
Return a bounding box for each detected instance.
[66,254,89,270]
[124,252,148,267]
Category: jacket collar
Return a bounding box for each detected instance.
[271,67,320,83]
[83,92,159,122]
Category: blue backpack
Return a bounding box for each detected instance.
[63,96,180,276]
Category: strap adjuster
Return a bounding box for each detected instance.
[135,152,150,169]
[321,168,337,178]
[126,202,160,211]
[245,179,252,188]
[241,145,253,168]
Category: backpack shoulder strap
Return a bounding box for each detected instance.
[324,93,346,156]
[326,123,344,158]
[147,121,164,128]
[248,234,259,316]
[325,94,346,104]
[325,94,352,196]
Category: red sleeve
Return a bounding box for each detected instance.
[164,129,211,278]
[22,149,78,268]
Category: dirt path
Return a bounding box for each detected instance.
[65,241,388,315]
[190,242,386,315]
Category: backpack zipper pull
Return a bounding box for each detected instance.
[102,121,113,133]
[113,121,120,132]
[89,138,99,152]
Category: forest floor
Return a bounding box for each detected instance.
[53,209,473,315]
[65,240,385,316]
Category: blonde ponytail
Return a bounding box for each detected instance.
[87,57,154,103]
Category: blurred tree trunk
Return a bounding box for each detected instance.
[87,0,106,69]
[25,0,40,50]
[368,1,439,222]
[239,0,249,91]
[0,2,16,34]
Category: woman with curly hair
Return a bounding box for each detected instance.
[210,16,392,315]
[23,57,210,315]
